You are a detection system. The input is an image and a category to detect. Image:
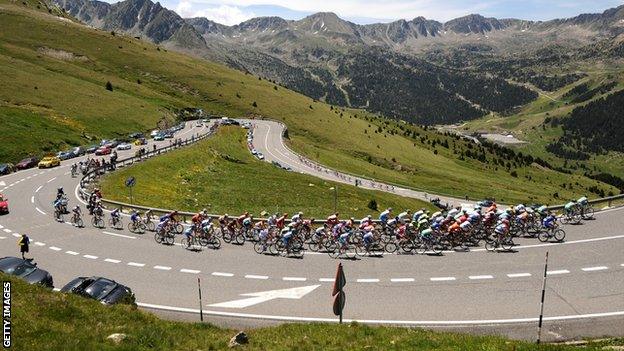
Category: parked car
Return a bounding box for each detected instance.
[153,133,165,141]
[0,163,14,175]
[129,132,144,139]
[150,130,160,137]
[0,193,8,214]
[86,145,99,154]
[0,257,53,288]
[57,151,73,160]
[202,119,209,123]
[257,152,265,160]
[38,156,61,168]
[15,157,39,170]
[95,146,112,156]
[116,143,132,151]
[61,276,135,305]
[133,138,147,146]
[70,146,85,157]
[164,132,174,139]
[104,140,119,148]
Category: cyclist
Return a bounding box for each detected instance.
[56,187,65,199]
[53,197,64,217]
[70,163,78,176]
[183,225,194,247]
[397,210,411,224]
[564,200,577,217]
[358,215,373,229]
[577,196,589,206]
[110,208,121,225]
[291,211,304,224]
[130,210,141,224]
[145,209,154,221]
[93,200,104,217]
[218,214,229,227]
[412,209,427,223]
[362,224,375,249]
[281,227,294,252]
[326,212,339,229]
[242,215,253,232]
[379,208,392,225]
[542,212,557,231]
[275,213,288,229]
[192,209,206,227]
[71,205,82,226]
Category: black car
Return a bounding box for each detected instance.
[0,163,14,175]
[61,276,136,305]
[0,257,54,288]
[86,144,99,154]
[129,132,144,139]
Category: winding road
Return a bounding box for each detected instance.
[0,119,622,342]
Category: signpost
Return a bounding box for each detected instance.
[332,263,346,324]
[537,251,549,344]
[197,277,204,322]
[125,176,136,204]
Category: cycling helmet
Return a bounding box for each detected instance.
[298,211,303,215]
[57,187,64,192]
[224,214,229,218]
[244,211,249,216]
[173,210,178,215]
[367,215,372,220]
[74,205,80,209]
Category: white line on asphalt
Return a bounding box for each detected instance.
[83,255,98,259]
[31,196,34,203]
[34,242,45,246]
[128,262,145,267]
[154,266,172,271]
[53,288,60,292]
[11,233,20,238]
[65,251,79,255]
[581,266,608,272]
[356,279,380,283]
[507,273,532,278]
[0,237,5,240]
[245,274,269,280]
[49,246,61,251]
[212,272,234,277]
[180,269,200,274]
[46,177,56,183]
[547,270,570,275]
[35,207,46,215]
[102,231,136,239]
[318,278,334,282]
[469,275,494,280]
[430,277,456,281]
[283,277,307,281]
[3,229,10,233]
[104,258,121,264]
[390,278,415,283]
[0,224,3,228]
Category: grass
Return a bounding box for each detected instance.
[100,126,435,217]
[6,273,624,350]
[0,0,616,204]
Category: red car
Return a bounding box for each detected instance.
[0,194,8,214]
[95,146,112,155]
[16,157,39,170]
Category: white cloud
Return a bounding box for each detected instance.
[176,1,255,24]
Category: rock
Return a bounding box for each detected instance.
[228,331,249,348]
[107,333,127,344]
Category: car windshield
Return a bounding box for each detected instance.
[1,260,36,277]
[0,258,21,271]
[85,279,116,300]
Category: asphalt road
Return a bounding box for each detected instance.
[0,119,622,342]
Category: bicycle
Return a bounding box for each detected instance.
[538,226,565,243]
[91,213,104,228]
[485,232,514,252]
[198,227,221,249]
[561,208,582,225]
[579,204,595,220]
[180,234,202,251]
[108,216,123,230]
[128,219,146,234]
[154,226,175,245]
[54,208,64,222]
[71,213,84,228]
[415,233,442,255]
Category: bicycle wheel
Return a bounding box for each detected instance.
[234,232,246,245]
[164,233,175,245]
[115,219,123,230]
[210,236,221,249]
[222,230,233,244]
[561,215,570,225]
[326,241,339,259]
[180,237,190,249]
[174,223,184,234]
[431,241,443,255]
[384,241,398,254]
[76,218,84,228]
[307,239,321,252]
[354,243,367,257]
[537,231,550,242]
[127,222,136,233]
[501,238,514,251]
[415,242,427,255]
[553,229,565,242]
[583,207,595,220]
[254,241,266,254]
[154,232,163,244]
[485,241,496,252]
[136,222,146,234]
[147,221,155,232]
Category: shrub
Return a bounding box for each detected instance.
[367,199,378,211]
[105,81,113,91]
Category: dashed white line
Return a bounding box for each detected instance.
[390,278,415,283]
[65,251,79,255]
[212,272,234,277]
[357,278,380,283]
[469,275,494,280]
[35,207,46,215]
[31,196,34,203]
[245,274,268,280]
[104,258,121,264]
[547,270,570,275]
[283,277,307,282]
[3,229,10,233]
[49,246,62,251]
[507,273,532,278]
[12,233,20,238]
[430,277,456,282]
[83,255,98,260]
[581,266,608,272]
[34,242,45,246]
[180,269,200,274]
[154,265,172,271]
[46,177,57,183]
[319,278,334,282]
[102,231,136,239]
[0,237,5,240]
[128,262,145,267]
[0,224,3,228]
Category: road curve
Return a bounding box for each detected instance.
[0,119,623,342]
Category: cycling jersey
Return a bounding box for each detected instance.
[543,215,556,229]
[363,231,374,245]
[191,213,203,224]
[111,209,120,218]
[564,202,576,213]
[577,196,588,205]
[242,217,252,227]
[412,210,424,223]
[379,210,391,223]
[130,212,139,222]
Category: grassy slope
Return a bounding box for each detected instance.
[7,274,623,350]
[0,0,615,204]
[100,126,434,217]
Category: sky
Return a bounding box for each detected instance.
[132,0,624,26]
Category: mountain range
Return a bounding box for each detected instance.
[53,0,624,124]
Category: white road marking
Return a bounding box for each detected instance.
[102,231,136,239]
[180,269,200,274]
[49,246,62,251]
[430,277,456,281]
[391,278,415,283]
[581,266,608,272]
[83,255,98,259]
[469,275,494,280]
[46,177,56,183]
[547,270,570,275]
[65,251,79,255]
[3,229,10,233]
[283,277,307,282]
[104,258,121,264]
[53,288,60,292]
[36,207,46,215]
[0,181,4,186]
[245,274,269,280]
[507,273,532,278]
[34,242,45,246]
[212,272,234,277]
[318,278,334,282]
[356,278,380,283]
[208,285,320,309]
[0,224,3,228]
[12,233,20,238]
[0,237,5,240]
[31,196,34,203]
[128,262,145,267]
[154,265,172,271]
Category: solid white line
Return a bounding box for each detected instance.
[547,270,570,275]
[34,242,45,246]
[357,278,380,283]
[245,274,268,280]
[507,273,532,278]
[137,303,624,325]
[391,278,415,283]
[102,231,136,239]
[154,265,172,271]
[49,246,61,251]
[65,251,79,255]
[46,177,56,183]
[319,278,334,282]
[31,196,34,203]
[430,277,456,281]
[581,266,608,272]
[128,262,145,267]
[36,207,46,215]
[212,272,234,277]
[469,275,494,280]
[104,258,121,264]
[83,255,98,259]
[283,277,307,281]
[180,269,200,274]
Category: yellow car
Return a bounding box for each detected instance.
[38,156,61,168]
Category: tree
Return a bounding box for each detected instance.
[105,81,113,91]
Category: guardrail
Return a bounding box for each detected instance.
[545,194,624,211]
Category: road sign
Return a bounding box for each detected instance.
[125,176,136,187]
[208,285,320,309]
[332,263,346,322]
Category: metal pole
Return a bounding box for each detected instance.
[537,251,549,344]
[197,277,204,322]
[339,283,343,324]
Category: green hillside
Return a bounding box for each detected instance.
[0,0,616,203]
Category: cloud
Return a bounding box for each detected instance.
[176,1,256,24]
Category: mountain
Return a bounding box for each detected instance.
[52,0,624,124]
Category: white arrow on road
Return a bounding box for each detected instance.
[209,285,320,309]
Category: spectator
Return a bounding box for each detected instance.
[18,234,30,259]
